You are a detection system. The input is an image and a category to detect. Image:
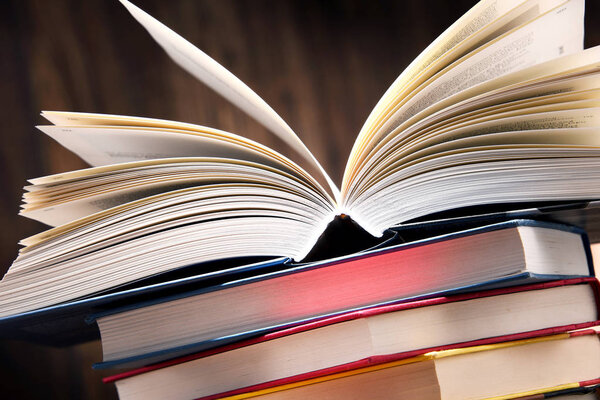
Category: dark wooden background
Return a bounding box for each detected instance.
[1,0,600,398]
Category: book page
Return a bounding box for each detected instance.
[353,127,600,210]
[405,46,600,133]
[379,47,600,159]
[15,185,332,269]
[344,46,600,205]
[346,0,560,192]
[36,123,326,197]
[39,125,290,168]
[380,0,582,153]
[359,98,600,185]
[359,0,531,149]
[343,0,584,199]
[357,0,561,162]
[344,71,600,201]
[355,107,600,193]
[118,0,340,203]
[21,158,334,227]
[397,70,600,153]
[352,149,600,235]
[411,89,600,139]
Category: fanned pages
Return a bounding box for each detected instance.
[118,0,341,204]
[2,0,600,317]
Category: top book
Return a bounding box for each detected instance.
[2,0,600,317]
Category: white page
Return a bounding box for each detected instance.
[342,0,584,199]
[12,191,329,274]
[354,153,600,235]
[347,97,600,198]
[347,0,550,188]
[360,0,530,146]
[39,126,284,167]
[18,184,330,254]
[353,127,600,209]
[380,0,583,146]
[354,107,600,195]
[21,157,336,228]
[118,0,340,203]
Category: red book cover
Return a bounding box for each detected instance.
[105,277,600,388]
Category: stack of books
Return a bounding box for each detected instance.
[2,0,600,399]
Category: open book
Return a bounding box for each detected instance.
[2,0,600,317]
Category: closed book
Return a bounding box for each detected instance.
[202,332,600,400]
[91,220,595,368]
[102,278,600,399]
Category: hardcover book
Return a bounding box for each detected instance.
[110,331,600,400]
[98,278,599,391]
[89,221,595,368]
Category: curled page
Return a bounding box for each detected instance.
[119,0,340,204]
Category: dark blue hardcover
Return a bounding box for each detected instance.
[89,218,594,369]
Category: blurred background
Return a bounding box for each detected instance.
[1,0,600,398]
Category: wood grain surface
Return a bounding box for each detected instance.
[1,1,599,398]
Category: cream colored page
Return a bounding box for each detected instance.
[392,71,600,156]
[385,48,600,152]
[396,126,600,174]
[357,0,557,159]
[118,0,340,202]
[41,110,237,131]
[360,0,528,145]
[39,112,329,189]
[416,101,600,141]
[342,46,600,204]
[343,0,584,198]
[36,124,331,202]
[22,163,322,227]
[39,125,287,167]
[27,158,203,185]
[356,129,600,206]
[348,98,600,196]
[347,0,529,190]
[407,90,600,140]
[379,0,583,143]
[38,124,324,180]
[352,152,600,236]
[356,108,600,192]
[22,178,219,226]
[19,185,329,251]
[386,100,600,163]
[365,0,576,159]
[15,194,328,271]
